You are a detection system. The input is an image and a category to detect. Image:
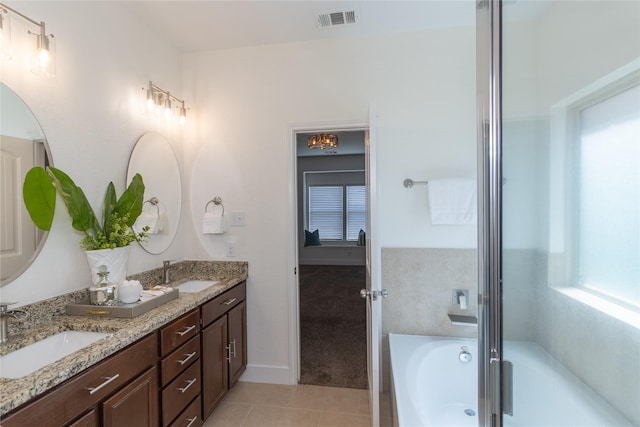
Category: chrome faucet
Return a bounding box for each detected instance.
[0,302,28,343]
[162,260,172,284]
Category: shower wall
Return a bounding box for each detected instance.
[502,1,640,424]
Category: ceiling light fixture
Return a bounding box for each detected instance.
[144,81,189,125]
[308,133,339,150]
[0,2,55,76]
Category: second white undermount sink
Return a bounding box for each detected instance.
[175,280,219,293]
[0,330,112,379]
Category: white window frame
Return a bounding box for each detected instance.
[550,58,640,316]
[304,170,365,244]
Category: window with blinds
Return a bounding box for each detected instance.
[308,184,366,241]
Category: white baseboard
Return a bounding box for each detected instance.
[239,364,294,385]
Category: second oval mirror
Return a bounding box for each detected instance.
[127,132,181,254]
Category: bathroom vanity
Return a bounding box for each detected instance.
[0,261,247,427]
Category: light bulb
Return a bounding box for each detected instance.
[179,105,187,125]
[164,97,172,119]
[38,47,49,69]
[146,90,155,111]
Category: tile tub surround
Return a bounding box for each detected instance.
[380,247,478,393]
[0,260,248,416]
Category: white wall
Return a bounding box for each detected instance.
[0,1,185,306]
[183,25,477,382]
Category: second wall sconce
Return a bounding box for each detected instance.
[0,2,56,76]
[145,81,188,125]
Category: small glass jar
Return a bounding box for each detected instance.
[89,266,117,306]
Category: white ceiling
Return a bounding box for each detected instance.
[121,1,478,53]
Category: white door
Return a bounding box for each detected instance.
[364,104,381,427]
[0,135,37,281]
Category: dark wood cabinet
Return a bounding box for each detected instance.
[102,366,158,427]
[227,301,247,388]
[201,282,247,420]
[1,281,246,427]
[68,409,99,427]
[159,310,202,427]
[201,315,228,418]
[1,334,158,427]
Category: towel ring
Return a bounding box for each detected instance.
[205,196,225,217]
[143,197,160,217]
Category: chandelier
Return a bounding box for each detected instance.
[308,133,339,150]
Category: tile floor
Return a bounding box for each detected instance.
[203,382,371,427]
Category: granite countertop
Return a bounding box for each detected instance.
[0,260,248,416]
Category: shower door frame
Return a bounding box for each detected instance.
[476,0,504,426]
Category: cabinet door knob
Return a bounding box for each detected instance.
[186,416,198,427]
[223,297,237,306]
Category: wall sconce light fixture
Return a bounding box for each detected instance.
[308,133,339,150]
[145,81,188,125]
[0,2,55,76]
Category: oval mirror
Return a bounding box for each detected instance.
[127,132,181,254]
[0,83,52,285]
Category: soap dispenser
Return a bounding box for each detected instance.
[89,265,117,306]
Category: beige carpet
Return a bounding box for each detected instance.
[298,265,367,389]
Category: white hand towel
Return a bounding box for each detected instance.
[428,179,477,225]
[203,212,224,234]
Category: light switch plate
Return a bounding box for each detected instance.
[230,211,245,226]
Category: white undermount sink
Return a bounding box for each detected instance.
[0,331,112,379]
[175,280,219,293]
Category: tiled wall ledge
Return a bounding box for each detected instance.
[7,260,248,336]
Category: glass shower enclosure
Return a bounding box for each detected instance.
[479,0,639,426]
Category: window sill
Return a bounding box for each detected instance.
[554,287,640,330]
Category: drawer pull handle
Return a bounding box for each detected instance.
[230,339,237,358]
[225,344,231,362]
[176,325,196,336]
[186,416,198,427]
[178,378,197,393]
[178,351,197,366]
[87,374,120,395]
[223,297,237,306]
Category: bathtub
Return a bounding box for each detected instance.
[389,334,633,427]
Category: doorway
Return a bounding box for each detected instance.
[295,129,368,389]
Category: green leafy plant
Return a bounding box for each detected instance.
[23,166,149,250]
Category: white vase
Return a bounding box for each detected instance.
[85,246,130,286]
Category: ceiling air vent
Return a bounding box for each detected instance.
[315,10,358,29]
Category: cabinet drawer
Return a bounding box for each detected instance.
[1,333,157,427]
[202,282,246,327]
[162,359,201,426]
[67,409,98,427]
[161,335,200,386]
[168,396,202,427]
[160,310,200,357]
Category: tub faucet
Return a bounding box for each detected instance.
[455,290,468,310]
[0,302,28,343]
